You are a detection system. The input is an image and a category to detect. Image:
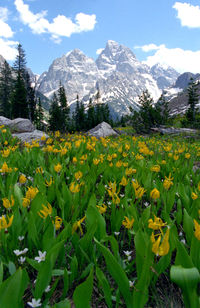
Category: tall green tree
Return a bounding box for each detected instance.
[0,60,13,118]
[58,83,70,132]
[35,97,44,130]
[25,72,36,122]
[86,98,95,129]
[186,78,199,124]
[155,93,170,125]
[12,43,29,118]
[49,93,62,131]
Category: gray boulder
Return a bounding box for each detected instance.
[0,116,12,127]
[9,118,35,133]
[12,130,49,144]
[87,122,118,138]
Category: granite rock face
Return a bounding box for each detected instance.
[87,121,118,138]
[12,130,49,144]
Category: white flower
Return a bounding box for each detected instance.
[13,250,22,256]
[114,232,120,236]
[129,280,135,287]
[123,250,132,257]
[27,298,42,307]
[18,236,24,241]
[22,248,28,254]
[35,251,46,263]
[144,202,149,207]
[18,256,26,264]
[120,194,125,198]
[45,285,51,293]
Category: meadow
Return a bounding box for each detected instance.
[0,125,200,308]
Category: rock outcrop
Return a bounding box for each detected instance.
[87,122,118,138]
[0,116,48,143]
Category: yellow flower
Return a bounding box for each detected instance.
[74,171,83,181]
[161,160,166,165]
[41,135,46,141]
[54,216,63,230]
[19,174,27,184]
[198,182,200,192]
[150,165,160,172]
[148,215,167,234]
[2,196,14,209]
[1,148,10,158]
[54,163,62,173]
[22,198,30,208]
[122,216,134,229]
[0,162,12,173]
[132,180,146,199]
[173,155,179,161]
[135,154,144,160]
[194,219,200,240]
[163,173,173,190]
[46,138,53,144]
[45,177,54,187]
[97,204,107,214]
[38,203,52,219]
[60,147,67,156]
[151,228,170,256]
[125,168,136,176]
[69,182,80,193]
[72,216,86,235]
[72,157,77,164]
[36,167,43,174]
[191,192,198,200]
[0,215,13,230]
[25,186,39,201]
[4,140,8,145]
[93,158,100,165]
[185,153,191,159]
[55,131,60,138]
[116,160,123,168]
[120,176,128,186]
[150,188,160,200]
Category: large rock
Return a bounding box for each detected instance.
[12,130,49,144]
[87,122,118,138]
[0,116,12,127]
[0,117,34,133]
[151,127,198,135]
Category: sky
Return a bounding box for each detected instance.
[1,0,200,75]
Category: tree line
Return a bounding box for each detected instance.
[0,44,112,133]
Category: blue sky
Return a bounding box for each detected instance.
[1,0,200,74]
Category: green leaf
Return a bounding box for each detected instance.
[170,266,200,308]
[183,209,193,245]
[96,267,112,308]
[73,267,94,308]
[95,239,132,308]
[175,239,194,268]
[53,299,71,308]
[8,262,16,275]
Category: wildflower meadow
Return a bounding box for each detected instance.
[0,125,200,307]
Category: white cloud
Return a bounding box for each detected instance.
[173,2,200,28]
[14,0,97,41]
[136,44,200,74]
[134,43,164,52]
[96,48,104,55]
[0,7,9,21]
[0,38,18,60]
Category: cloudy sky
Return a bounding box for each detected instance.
[1,0,200,75]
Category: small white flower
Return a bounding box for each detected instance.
[181,238,186,244]
[13,250,22,256]
[45,285,51,293]
[18,236,24,241]
[35,251,46,263]
[120,194,125,198]
[129,280,135,287]
[22,248,28,254]
[27,298,42,307]
[144,202,149,207]
[114,232,120,236]
[107,201,112,205]
[18,256,26,264]
[123,250,132,257]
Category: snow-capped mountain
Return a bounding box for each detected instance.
[35,41,180,116]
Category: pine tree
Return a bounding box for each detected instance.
[186,78,199,124]
[0,60,13,118]
[25,72,36,122]
[12,43,29,118]
[86,98,95,129]
[58,83,70,132]
[35,98,44,130]
[49,93,62,131]
[156,93,170,125]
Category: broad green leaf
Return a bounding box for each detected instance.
[96,267,112,308]
[73,267,94,308]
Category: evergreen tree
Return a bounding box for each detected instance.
[155,93,170,125]
[12,43,29,118]
[0,60,13,118]
[186,78,199,124]
[35,97,44,130]
[25,71,36,122]
[49,93,62,131]
[86,98,95,129]
[58,83,70,132]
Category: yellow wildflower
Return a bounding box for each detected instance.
[41,135,46,141]
[120,176,128,186]
[122,216,134,229]
[135,154,144,160]
[45,177,54,187]
[173,155,179,161]
[0,162,12,173]
[60,147,67,156]
[69,182,80,193]
[38,203,52,219]
[132,180,146,199]
[1,148,10,158]
[72,216,86,235]
[116,160,123,168]
[163,173,173,190]
[192,192,198,200]
[54,163,62,173]
[150,165,160,172]
[125,168,136,176]
[151,228,170,256]
[194,219,200,240]
[55,131,60,138]
[148,215,167,234]
[4,140,8,145]
[72,157,77,164]
[54,216,63,230]
[22,198,30,208]
[0,215,13,230]
[185,153,191,159]
[93,158,100,165]
[25,186,39,201]
[19,174,26,184]
[97,204,107,214]
[46,138,53,145]
[2,196,14,209]
[150,188,160,200]
[75,171,83,181]
[36,167,43,174]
